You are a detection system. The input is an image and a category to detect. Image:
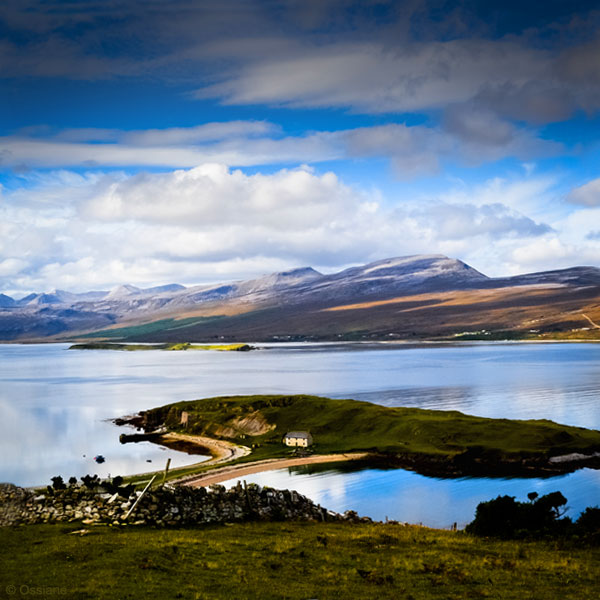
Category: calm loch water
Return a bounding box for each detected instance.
[1,342,599,526]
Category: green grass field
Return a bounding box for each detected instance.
[1,522,598,599]
[77,316,226,340]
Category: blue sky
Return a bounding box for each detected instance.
[1,0,600,294]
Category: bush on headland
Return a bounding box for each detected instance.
[466,491,600,544]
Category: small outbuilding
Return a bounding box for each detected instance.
[180,411,189,427]
[283,431,313,447]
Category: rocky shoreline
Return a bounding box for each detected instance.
[0,482,372,528]
[376,449,600,478]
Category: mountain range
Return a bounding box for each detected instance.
[1,254,600,342]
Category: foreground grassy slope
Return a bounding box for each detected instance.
[145,395,600,464]
[1,522,598,600]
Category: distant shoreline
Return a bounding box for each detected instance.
[3,337,600,347]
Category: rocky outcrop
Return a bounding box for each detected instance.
[0,482,371,527]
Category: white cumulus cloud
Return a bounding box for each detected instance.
[0,164,568,294]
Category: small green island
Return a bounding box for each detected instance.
[126,394,600,481]
[69,342,254,351]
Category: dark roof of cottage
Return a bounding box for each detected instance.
[284,431,312,439]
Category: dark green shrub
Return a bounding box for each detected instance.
[50,476,66,491]
[81,474,100,489]
[576,506,600,543]
[466,491,571,539]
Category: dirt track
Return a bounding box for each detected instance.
[175,452,370,487]
[582,313,600,329]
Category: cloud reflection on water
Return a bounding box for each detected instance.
[2,341,600,523]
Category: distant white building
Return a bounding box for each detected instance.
[283,431,313,447]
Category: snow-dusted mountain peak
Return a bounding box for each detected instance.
[105,284,143,300]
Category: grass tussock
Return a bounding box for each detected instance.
[1,522,598,599]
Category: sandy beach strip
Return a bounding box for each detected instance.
[177,452,370,487]
[158,432,251,465]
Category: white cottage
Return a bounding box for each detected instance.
[283,431,313,447]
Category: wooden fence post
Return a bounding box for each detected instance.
[162,458,172,486]
[124,475,157,520]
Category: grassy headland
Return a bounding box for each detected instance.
[131,395,600,480]
[1,521,598,599]
[69,342,253,351]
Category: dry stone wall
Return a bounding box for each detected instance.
[0,482,371,527]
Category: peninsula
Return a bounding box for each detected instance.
[118,394,600,482]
